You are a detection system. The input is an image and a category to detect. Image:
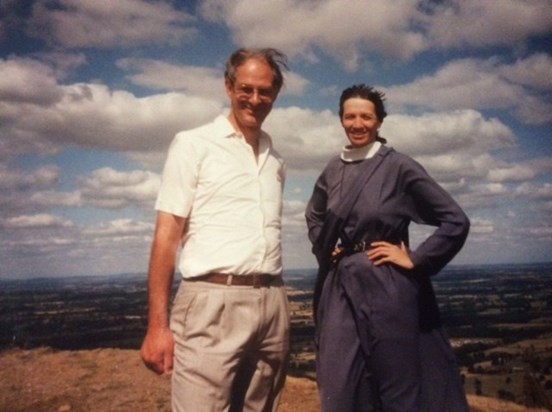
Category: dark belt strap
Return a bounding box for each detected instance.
[188,273,283,288]
[342,240,371,256]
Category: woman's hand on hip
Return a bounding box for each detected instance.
[367,241,414,270]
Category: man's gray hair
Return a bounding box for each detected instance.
[224,48,288,93]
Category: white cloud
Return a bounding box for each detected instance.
[48,84,221,151]
[35,52,88,80]
[82,218,153,236]
[118,57,309,98]
[117,58,225,100]
[469,182,510,197]
[487,159,552,183]
[265,106,343,172]
[498,53,552,90]
[282,199,315,269]
[385,55,552,124]
[1,216,154,277]
[283,199,308,229]
[0,184,81,215]
[383,110,516,155]
[1,0,551,274]
[515,182,552,200]
[79,167,160,209]
[200,0,552,72]
[27,0,197,48]
[2,213,74,229]
[271,108,516,185]
[516,225,552,237]
[458,182,512,210]
[29,190,82,208]
[282,72,310,96]
[425,0,552,49]
[0,58,223,157]
[0,164,60,190]
[0,57,62,105]
[200,0,426,70]
[468,218,495,235]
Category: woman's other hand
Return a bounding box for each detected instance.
[331,245,344,263]
[367,241,414,269]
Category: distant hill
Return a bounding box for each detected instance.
[0,347,547,412]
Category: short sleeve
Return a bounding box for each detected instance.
[154,133,199,217]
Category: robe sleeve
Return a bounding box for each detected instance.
[400,156,470,276]
[305,170,330,258]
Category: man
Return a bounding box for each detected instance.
[140,48,290,412]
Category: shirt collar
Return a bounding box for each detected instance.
[214,114,272,148]
[213,114,238,138]
[341,141,381,162]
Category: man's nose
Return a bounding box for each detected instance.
[249,90,261,105]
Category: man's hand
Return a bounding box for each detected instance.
[367,241,414,270]
[140,327,175,375]
[141,211,185,376]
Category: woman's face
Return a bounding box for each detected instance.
[341,97,381,148]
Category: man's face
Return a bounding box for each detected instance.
[226,58,278,133]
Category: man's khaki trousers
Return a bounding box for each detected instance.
[170,280,290,412]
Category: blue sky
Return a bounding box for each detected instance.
[1,0,551,278]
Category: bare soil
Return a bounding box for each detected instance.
[0,347,546,412]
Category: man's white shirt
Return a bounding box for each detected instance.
[155,115,286,278]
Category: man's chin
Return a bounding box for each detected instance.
[243,116,266,130]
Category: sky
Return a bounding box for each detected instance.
[1,0,552,279]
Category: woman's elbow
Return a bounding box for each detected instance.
[462,211,470,232]
[457,211,471,240]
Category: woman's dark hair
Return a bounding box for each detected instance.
[224,48,288,93]
[339,84,387,122]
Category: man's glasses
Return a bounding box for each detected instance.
[234,84,276,103]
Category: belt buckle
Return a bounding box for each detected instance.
[353,240,366,253]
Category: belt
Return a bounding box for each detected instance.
[343,239,403,256]
[342,240,371,256]
[189,273,283,288]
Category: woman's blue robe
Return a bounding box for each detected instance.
[306,145,470,412]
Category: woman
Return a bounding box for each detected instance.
[305,84,470,412]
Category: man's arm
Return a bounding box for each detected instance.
[141,211,187,375]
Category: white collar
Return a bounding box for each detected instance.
[340,141,381,162]
[216,114,270,144]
